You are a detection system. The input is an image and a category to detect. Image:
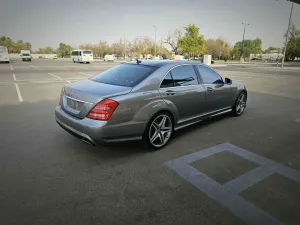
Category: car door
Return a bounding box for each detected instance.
[159,65,206,122]
[196,65,234,112]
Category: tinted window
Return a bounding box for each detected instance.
[83,51,92,54]
[160,73,174,88]
[170,65,198,86]
[197,66,223,84]
[91,64,157,87]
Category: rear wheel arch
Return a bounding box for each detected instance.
[143,110,175,150]
[149,110,175,128]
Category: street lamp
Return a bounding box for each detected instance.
[281,1,294,67]
[153,25,157,57]
[241,22,250,61]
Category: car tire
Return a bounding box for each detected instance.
[143,112,173,150]
[232,91,247,117]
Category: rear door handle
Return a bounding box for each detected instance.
[166,90,176,96]
[206,87,213,92]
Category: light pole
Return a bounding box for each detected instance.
[281,1,294,67]
[240,22,250,61]
[153,25,157,57]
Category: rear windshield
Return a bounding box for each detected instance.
[83,51,92,54]
[91,64,157,87]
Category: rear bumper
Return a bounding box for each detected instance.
[55,105,144,146]
[55,105,107,146]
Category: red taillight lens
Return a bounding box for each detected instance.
[87,99,119,121]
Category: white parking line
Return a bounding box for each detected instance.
[13,74,16,81]
[15,84,23,102]
[66,80,71,83]
[30,65,42,70]
[48,73,62,80]
[78,72,92,76]
[10,64,13,70]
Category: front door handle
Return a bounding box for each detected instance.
[206,87,213,92]
[166,90,176,96]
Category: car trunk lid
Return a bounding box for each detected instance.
[61,79,131,119]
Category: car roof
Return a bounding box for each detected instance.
[125,60,204,67]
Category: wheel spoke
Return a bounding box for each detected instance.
[161,126,172,131]
[158,116,167,128]
[152,122,160,130]
[150,131,159,143]
[159,132,165,144]
[236,104,241,112]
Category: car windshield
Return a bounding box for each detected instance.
[91,64,157,87]
[22,53,30,56]
[83,51,92,54]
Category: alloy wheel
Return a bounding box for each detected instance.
[148,115,173,148]
[236,94,246,115]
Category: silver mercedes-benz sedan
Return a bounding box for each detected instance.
[55,60,247,150]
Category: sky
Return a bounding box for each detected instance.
[1,0,300,51]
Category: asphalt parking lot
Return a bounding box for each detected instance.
[0,59,300,225]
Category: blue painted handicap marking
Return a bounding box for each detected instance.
[164,143,300,225]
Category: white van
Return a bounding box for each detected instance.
[0,46,10,63]
[104,54,115,62]
[71,50,93,63]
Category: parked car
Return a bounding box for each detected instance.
[55,60,247,150]
[104,54,115,62]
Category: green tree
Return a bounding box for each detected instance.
[264,46,282,54]
[286,23,300,61]
[0,36,32,53]
[206,38,232,60]
[178,24,206,59]
[232,38,262,59]
[35,46,56,54]
[57,43,73,58]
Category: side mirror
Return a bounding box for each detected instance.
[225,77,232,85]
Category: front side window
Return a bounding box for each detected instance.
[170,65,198,86]
[91,64,157,87]
[196,66,223,84]
[160,73,174,88]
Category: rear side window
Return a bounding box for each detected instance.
[91,64,157,87]
[170,65,198,86]
[196,66,223,84]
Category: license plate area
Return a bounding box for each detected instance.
[66,98,83,111]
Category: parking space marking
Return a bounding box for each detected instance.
[30,65,42,70]
[164,143,300,225]
[13,74,16,81]
[66,80,71,83]
[10,64,13,70]
[78,72,92,76]
[48,73,62,80]
[14,84,23,102]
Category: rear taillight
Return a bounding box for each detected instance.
[87,99,119,121]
